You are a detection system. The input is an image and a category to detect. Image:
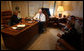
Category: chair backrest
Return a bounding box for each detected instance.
[42,8,51,17]
[42,8,50,27]
[1,11,12,28]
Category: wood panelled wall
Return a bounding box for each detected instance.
[1,1,12,11]
[1,1,83,18]
[55,1,83,18]
[11,1,55,18]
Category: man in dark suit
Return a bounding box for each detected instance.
[10,11,22,26]
[57,23,81,50]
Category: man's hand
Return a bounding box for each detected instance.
[35,18,41,21]
[57,33,62,37]
[61,28,65,32]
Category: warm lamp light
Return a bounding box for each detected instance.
[63,11,69,17]
[57,6,64,12]
[57,6,64,18]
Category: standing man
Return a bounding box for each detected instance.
[34,8,46,34]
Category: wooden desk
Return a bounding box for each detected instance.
[1,19,39,49]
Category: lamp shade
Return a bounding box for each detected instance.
[57,6,64,12]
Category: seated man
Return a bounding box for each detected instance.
[61,15,67,23]
[10,11,22,26]
[57,24,81,50]
[68,16,83,34]
[68,16,76,29]
[58,15,68,29]
[75,18,83,34]
[33,8,46,34]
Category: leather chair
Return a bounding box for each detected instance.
[42,8,50,30]
[57,38,76,50]
[1,11,12,28]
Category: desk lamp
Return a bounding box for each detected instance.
[57,6,64,18]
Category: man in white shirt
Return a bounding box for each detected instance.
[34,9,46,22]
[75,19,83,34]
[34,8,46,34]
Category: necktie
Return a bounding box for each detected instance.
[39,13,41,21]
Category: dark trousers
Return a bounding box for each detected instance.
[38,22,45,34]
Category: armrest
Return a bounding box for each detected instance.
[4,24,10,28]
[56,44,65,50]
[57,38,76,50]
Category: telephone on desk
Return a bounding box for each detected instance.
[25,18,31,21]
[25,18,34,23]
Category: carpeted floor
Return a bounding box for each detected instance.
[27,27,64,50]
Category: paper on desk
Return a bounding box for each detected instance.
[17,24,26,27]
[12,27,17,29]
